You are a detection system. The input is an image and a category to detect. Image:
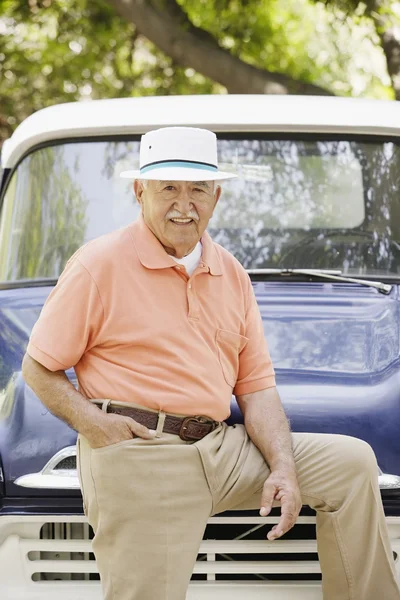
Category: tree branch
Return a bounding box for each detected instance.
[108,0,333,95]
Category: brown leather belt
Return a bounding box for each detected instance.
[101,403,218,441]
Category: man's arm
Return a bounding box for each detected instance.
[236,387,302,540]
[22,353,155,447]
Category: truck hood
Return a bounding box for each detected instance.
[1,281,399,496]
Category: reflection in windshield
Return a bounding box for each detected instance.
[0,146,88,281]
[1,137,400,281]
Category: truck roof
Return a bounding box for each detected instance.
[3,94,400,170]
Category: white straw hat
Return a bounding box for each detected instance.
[119,126,237,181]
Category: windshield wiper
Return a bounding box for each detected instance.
[246,268,393,295]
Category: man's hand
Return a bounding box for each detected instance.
[237,388,301,541]
[86,412,157,449]
[259,468,302,540]
[21,354,157,448]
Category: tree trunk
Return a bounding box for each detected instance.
[371,0,400,100]
[108,0,333,96]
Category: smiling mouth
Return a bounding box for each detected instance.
[170,218,194,225]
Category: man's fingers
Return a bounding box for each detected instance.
[268,513,295,539]
[267,525,280,540]
[124,417,156,439]
[268,496,298,540]
[260,481,277,516]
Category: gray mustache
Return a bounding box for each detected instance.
[167,212,199,221]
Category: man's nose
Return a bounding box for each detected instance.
[174,191,193,214]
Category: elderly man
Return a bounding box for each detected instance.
[22,127,399,600]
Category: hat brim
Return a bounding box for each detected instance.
[119,168,237,181]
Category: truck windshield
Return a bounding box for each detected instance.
[1,136,400,282]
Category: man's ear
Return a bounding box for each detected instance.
[134,180,144,205]
[214,184,222,206]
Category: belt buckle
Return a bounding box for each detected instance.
[179,416,212,441]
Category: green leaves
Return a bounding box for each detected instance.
[180,0,393,96]
[0,0,222,144]
[0,0,396,146]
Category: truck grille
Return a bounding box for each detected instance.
[30,509,321,581]
[1,512,399,600]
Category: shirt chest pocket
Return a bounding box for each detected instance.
[216,328,249,388]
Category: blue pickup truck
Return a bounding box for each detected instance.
[1,94,400,600]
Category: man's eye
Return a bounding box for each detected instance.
[164,186,175,191]
[193,188,204,193]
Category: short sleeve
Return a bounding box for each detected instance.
[233,277,276,396]
[27,258,104,371]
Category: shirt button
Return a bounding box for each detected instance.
[188,283,192,289]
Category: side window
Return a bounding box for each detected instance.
[0,172,18,281]
[0,146,89,281]
[0,141,141,282]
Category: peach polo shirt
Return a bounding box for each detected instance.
[27,215,276,421]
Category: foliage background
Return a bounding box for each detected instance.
[0,0,399,145]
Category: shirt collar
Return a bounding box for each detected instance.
[200,230,223,276]
[129,214,223,276]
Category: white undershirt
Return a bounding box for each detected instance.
[172,241,202,276]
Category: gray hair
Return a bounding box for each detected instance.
[137,179,217,191]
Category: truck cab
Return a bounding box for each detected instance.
[1,94,400,599]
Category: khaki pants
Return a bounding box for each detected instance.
[77,403,400,600]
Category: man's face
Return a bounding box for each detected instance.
[134,179,222,258]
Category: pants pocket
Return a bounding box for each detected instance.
[90,437,138,455]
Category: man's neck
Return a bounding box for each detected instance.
[164,244,198,258]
